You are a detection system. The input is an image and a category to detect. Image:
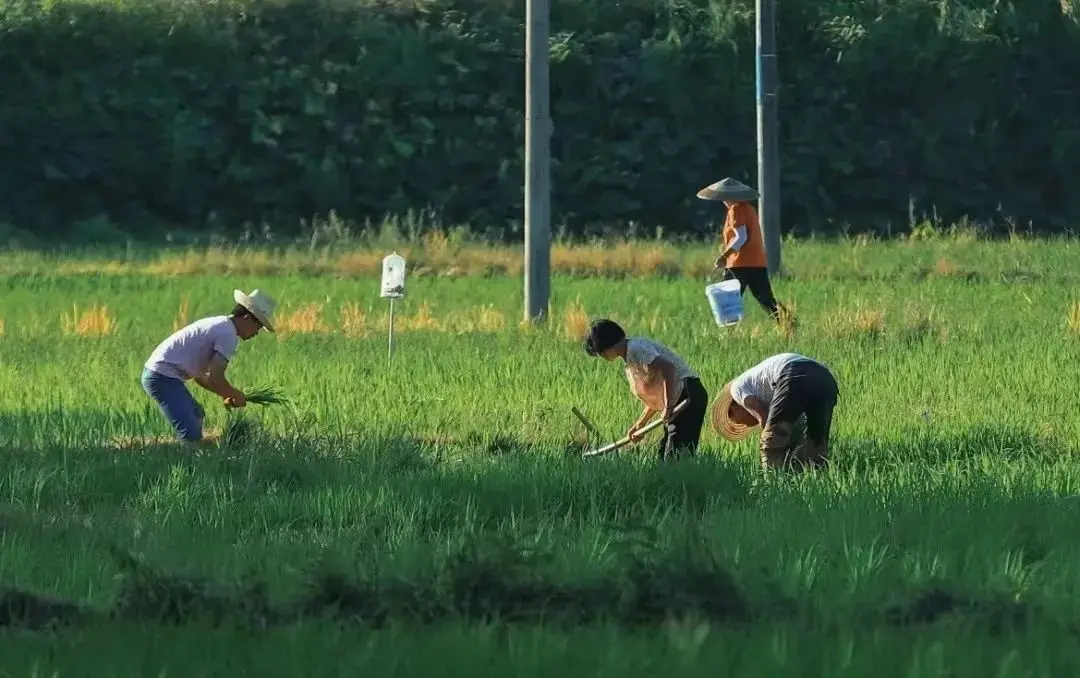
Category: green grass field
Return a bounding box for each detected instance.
[3,233,1080,676]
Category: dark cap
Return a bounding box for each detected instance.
[583,318,626,356]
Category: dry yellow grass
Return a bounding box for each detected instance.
[823,307,886,341]
[899,304,947,343]
[474,305,507,333]
[517,318,541,335]
[172,298,190,332]
[21,239,713,280]
[775,301,798,340]
[934,257,957,277]
[335,251,390,278]
[106,429,226,450]
[106,433,186,450]
[562,297,589,342]
[441,305,507,334]
[339,302,370,338]
[1,295,963,345]
[405,301,441,332]
[1,227,1029,284]
[276,303,331,337]
[17,313,49,339]
[62,304,117,337]
[1067,301,1080,335]
[642,306,667,336]
[423,230,452,259]
[143,248,292,277]
[550,242,689,278]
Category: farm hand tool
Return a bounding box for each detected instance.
[581,399,689,458]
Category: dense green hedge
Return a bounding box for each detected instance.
[1,0,1078,240]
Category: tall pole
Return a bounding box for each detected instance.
[756,0,782,275]
[524,0,552,322]
[387,297,395,363]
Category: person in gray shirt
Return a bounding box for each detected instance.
[713,352,839,470]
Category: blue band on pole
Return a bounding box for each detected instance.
[755,55,763,104]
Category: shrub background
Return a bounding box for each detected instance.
[2,0,1078,240]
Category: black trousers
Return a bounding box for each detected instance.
[723,267,781,321]
[761,359,839,468]
[657,377,709,462]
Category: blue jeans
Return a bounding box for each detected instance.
[141,368,205,442]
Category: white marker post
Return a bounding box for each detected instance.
[380,252,406,363]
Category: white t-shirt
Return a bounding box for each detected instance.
[145,316,240,380]
[623,337,698,410]
[729,352,816,409]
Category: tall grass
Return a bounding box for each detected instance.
[2,236,1080,674]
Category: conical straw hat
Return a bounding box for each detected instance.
[696,177,760,202]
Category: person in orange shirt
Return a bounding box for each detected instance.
[697,177,785,322]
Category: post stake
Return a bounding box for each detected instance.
[524,0,552,323]
[756,0,782,275]
[387,297,395,363]
[380,252,407,364]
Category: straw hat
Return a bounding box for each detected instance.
[233,289,277,332]
[696,178,760,202]
[710,382,754,441]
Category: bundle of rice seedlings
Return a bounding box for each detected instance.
[242,386,291,407]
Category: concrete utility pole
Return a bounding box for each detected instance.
[756,0,782,275]
[523,0,552,323]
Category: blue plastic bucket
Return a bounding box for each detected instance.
[705,279,744,326]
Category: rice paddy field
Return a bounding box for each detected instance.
[3,230,1080,676]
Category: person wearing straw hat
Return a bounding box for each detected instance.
[583,318,709,462]
[141,289,277,444]
[697,177,787,323]
[712,352,838,470]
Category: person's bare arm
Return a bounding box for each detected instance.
[193,353,246,405]
[628,405,658,441]
[649,357,682,421]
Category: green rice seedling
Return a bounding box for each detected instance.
[218,413,261,449]
[2,234,1080,674]
[242,387,291,407]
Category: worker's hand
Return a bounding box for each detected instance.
[225,392,247,408]
[626,425,645,443]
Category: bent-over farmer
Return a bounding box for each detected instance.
[583,319,709,461]
[712,352,838,470]
[141,289,277,443]
[697,177,787,323]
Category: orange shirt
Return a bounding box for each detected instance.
[722,202,767,268]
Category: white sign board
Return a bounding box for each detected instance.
[380,252,406,298]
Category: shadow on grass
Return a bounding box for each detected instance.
[0,532,1063,634]
[2,428,758,528]
[4,422,1071,531]
[834,423,1078,468]
[1,426,1070,633]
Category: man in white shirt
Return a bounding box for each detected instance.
[141,289,276,444]
[583,319,709,461]
[712,352,839,470]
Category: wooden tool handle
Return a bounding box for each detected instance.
[582,399,690,458]
[571,406,602,437]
